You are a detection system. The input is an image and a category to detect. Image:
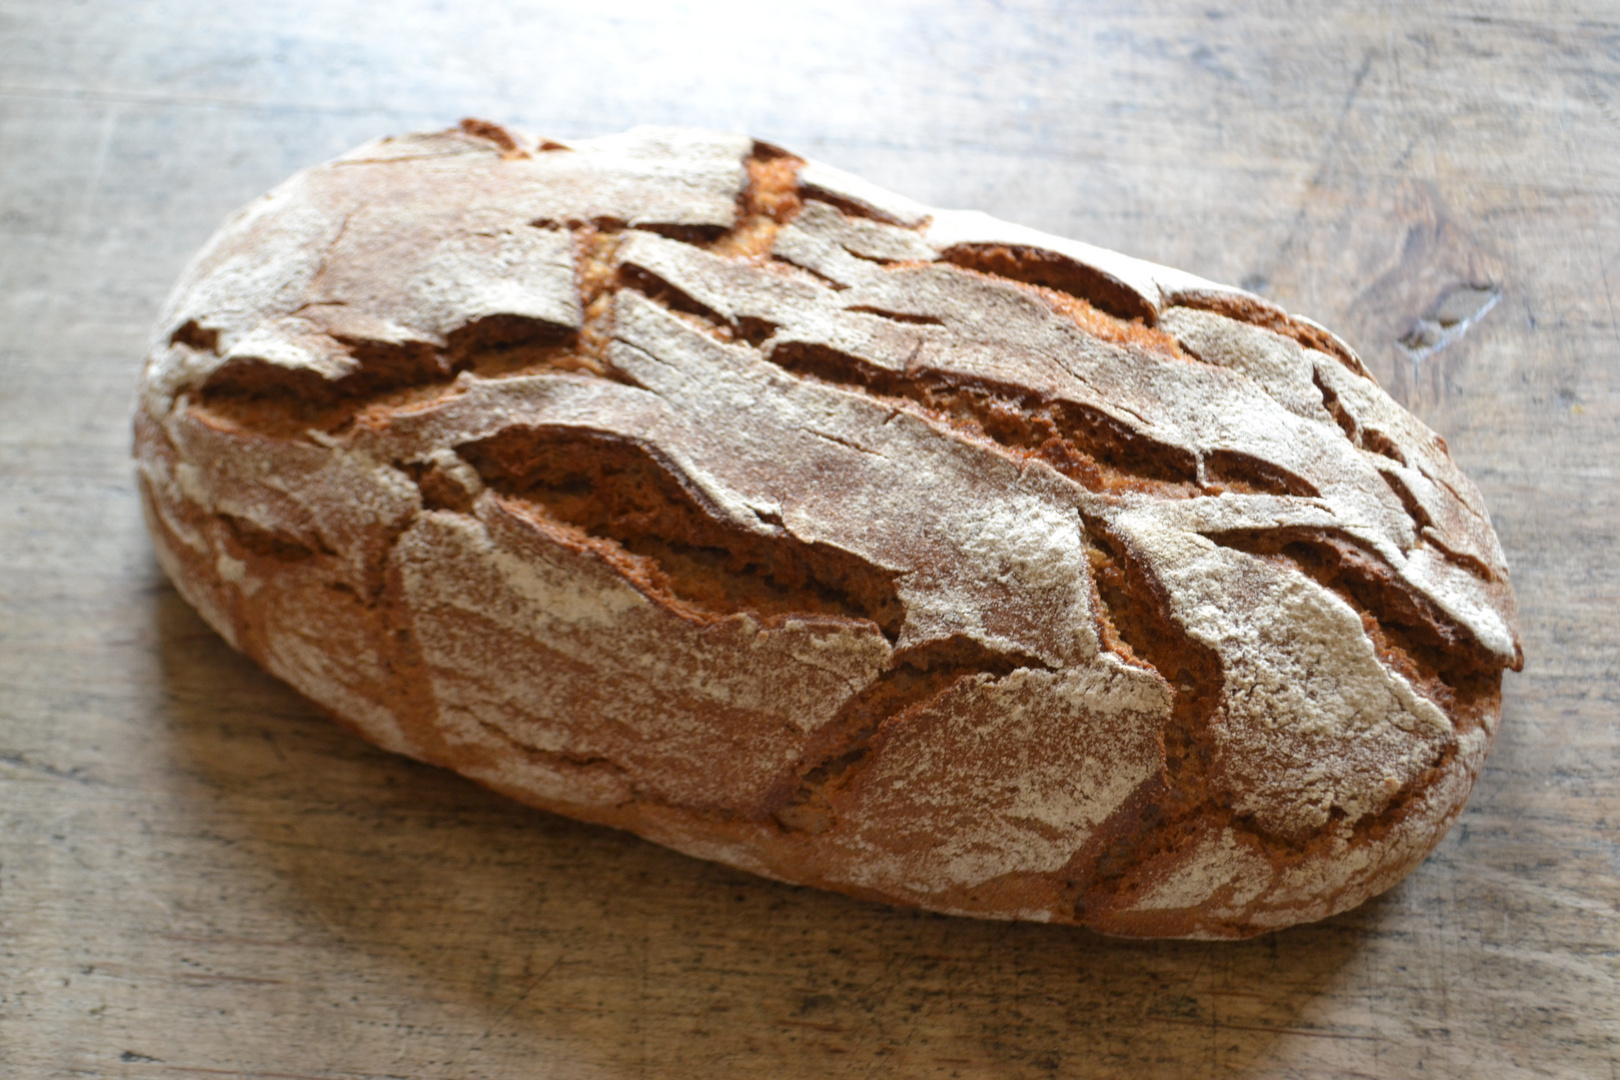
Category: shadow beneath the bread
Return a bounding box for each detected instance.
[154,584,1374,1080]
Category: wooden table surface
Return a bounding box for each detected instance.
[3,2,1617,1076]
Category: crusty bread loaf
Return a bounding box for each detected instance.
[134,120,1522,938]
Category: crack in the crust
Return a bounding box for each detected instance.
[1378,468,1435,537]
[183,146,1217,515]
[1212,724,1459,934]
[796,188,912,229]
[169,319,219,352]
[608,148,809,345]
[1427,467,1488,524]
[618,263,731,328]
[1314,369,1496,582]
[1421,530,1497,583]
[611,268,782,350]
[939,243,1159,325]
[767,338,1203,495]
[843,305,944,325]
[1202,449,1321,498]
[194,319,593,439]
[609,263,1205,495]
[933,261,1194,362]
[1062,522,1224,919]
[457,425,905,641]
[1068,520,1487,930]
[805,427,886,458]
[572,223,622,366]
[1312,366,1407,466]
[457,117,528,157]
[1177,290,1369,378]
[221,514,320,562]
[714,144,805,257]
[539,144,806,260]
[191,221,634,439]
[770,636,1044,836]
[1205,527,1500,706]
[1360,427,1408,467]
[1339,738,1457,848]
[1374,467,1497,581]
[468,715,633,783]
[186,143,810,436]
[778,260,849,292]
[607,262,1268,505]
[398,456,479,515]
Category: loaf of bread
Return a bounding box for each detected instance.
[135,120,1522,938]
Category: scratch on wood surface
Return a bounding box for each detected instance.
[0,82,398,115]
[71,106,117,246]
[154,933,309,949]
[1461,866,1620,917]
[0,750,101,785]
[1151,1016,1381,1041]
[90,963,286,987]
[775,1018,848,1033]
[1308,50,1377,187]
[486,953,563,1026]
[156,1067,408,1080]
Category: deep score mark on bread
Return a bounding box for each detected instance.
[134,120,1522,939]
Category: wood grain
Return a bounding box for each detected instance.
[2,1,1616,1076]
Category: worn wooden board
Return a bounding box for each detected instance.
[1,2,1616,1076]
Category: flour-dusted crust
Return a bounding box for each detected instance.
[135,121,1522,938]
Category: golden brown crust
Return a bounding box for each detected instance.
[134,123,1521,938]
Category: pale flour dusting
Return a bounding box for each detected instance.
[1110,504,1453,833]
[836,662,1169,894]
[1128,828,1275,914]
